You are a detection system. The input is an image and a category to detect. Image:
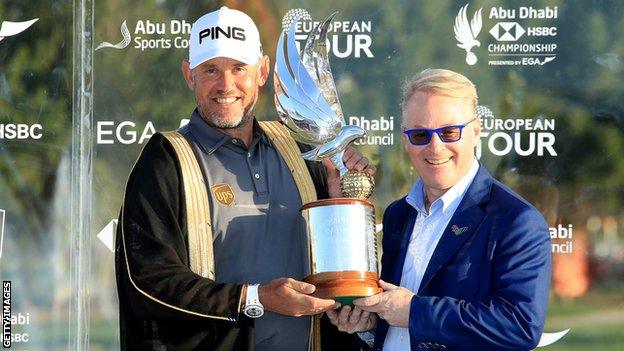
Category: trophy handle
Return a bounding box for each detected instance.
[330,151,349,176]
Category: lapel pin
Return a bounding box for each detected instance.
[451,224,468,235]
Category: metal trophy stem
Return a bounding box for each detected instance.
[274,12,380,304]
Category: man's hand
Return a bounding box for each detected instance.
[323,146,377,198]
[353,280,414,327]
[326,305,377,334]
[259,278,339,317]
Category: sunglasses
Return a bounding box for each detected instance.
[403,118,477,146]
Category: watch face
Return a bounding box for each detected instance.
[245,305,264,318]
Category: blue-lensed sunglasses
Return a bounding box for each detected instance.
[403,118,477,146]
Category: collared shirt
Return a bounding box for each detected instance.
[180,110,310,351]
[383,160,479,351]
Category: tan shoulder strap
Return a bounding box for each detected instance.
[258,121,321,351]
[161,131,215,280]
[259,121,317,204]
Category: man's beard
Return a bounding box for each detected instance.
[197,93,257,130]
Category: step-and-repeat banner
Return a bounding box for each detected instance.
[1,1,623,350]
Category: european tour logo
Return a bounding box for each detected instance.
[211,183,235,206]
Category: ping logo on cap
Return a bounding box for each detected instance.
[199,26,246,44]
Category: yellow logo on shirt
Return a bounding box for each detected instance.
[211,183,235,206]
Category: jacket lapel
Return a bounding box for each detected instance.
[387,203,418,285]
[417,166,492,294]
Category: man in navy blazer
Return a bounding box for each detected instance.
[327,69,551,350]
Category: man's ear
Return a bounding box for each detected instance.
[181,59,194,90]
[473,117,481,140]
[257,55,270,86]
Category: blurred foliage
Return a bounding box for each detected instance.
[0,0,72,234]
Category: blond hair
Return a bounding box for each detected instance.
[401,68,478,113]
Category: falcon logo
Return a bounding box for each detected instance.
[0,19,38,43]
[454,4,482,65]
[490,22,525,41]
[0,209,5,258]
[95,20,131,51]
[211,183,235,206]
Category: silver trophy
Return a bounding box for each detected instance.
[274,12,380,304]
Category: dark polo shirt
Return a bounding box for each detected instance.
[116,109,359,350]
[180,111,310,351]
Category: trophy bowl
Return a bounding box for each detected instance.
[302,198,381,305]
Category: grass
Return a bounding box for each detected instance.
[541,284,624,350]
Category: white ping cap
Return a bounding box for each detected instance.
[189,6,263,69]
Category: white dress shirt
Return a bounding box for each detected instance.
[383,160,479,351]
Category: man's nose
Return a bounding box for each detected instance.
[428,132,446,150]
[216,71,235,92]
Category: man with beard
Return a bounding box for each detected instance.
[115,7,372,350]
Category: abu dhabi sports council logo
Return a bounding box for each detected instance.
[95,20,131,50]
[454,4,482,65]
[96,19,192,51]
[0,209,5,258]
[0,18,38,43]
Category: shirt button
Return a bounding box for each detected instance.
[232,139,238,144]
[247,152,251,158]
[254,173,260,179]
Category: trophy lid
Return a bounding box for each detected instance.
[301,198,374,210]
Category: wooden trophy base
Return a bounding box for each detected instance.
[304,271,382,306]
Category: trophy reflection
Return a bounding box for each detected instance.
[274,12,381,305]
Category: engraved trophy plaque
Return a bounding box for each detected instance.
[274,12,381,304]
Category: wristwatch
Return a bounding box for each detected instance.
[242,284,264,318]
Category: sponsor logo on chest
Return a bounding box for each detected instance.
[211,183,235,206]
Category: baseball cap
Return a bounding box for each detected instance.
[189,6,263,69]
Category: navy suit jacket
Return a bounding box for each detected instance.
[373,165,551,351]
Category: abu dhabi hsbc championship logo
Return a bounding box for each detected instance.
[454,4,482,65]
[0,18,38,44]
[453,3,558,66]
